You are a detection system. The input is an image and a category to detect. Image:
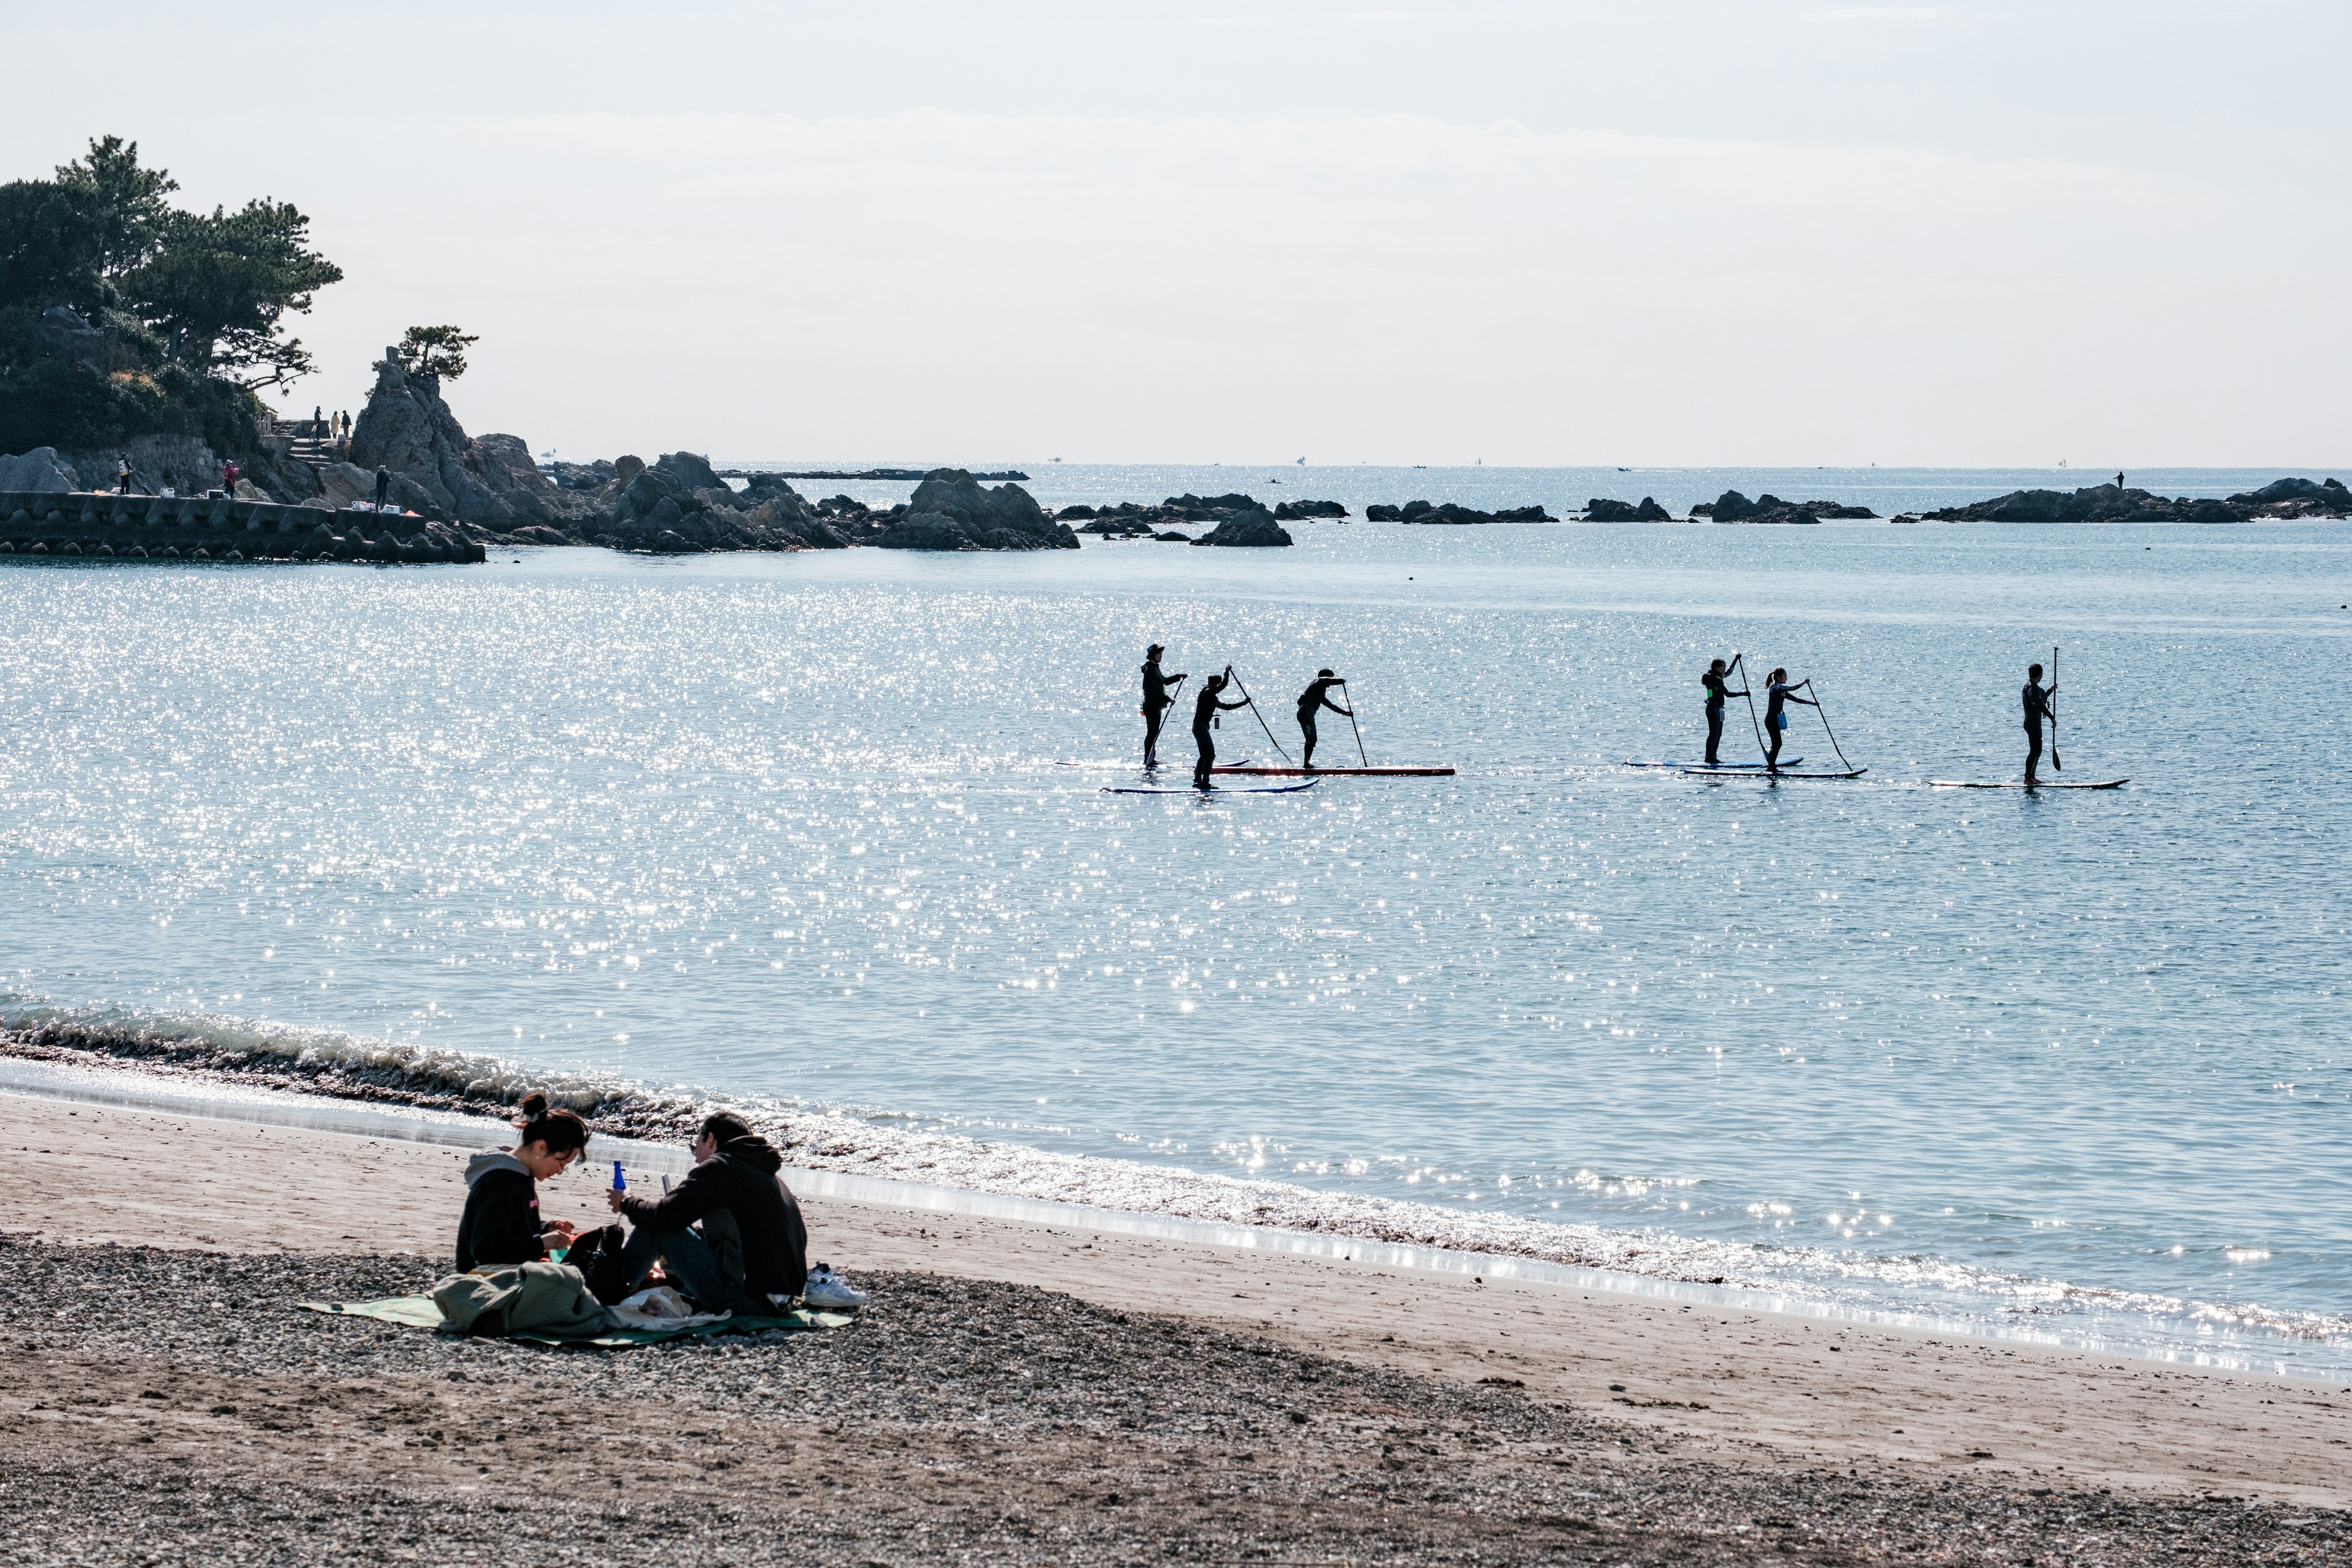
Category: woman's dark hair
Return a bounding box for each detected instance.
[514,1091,590,1156]
[699,1110,755,1145]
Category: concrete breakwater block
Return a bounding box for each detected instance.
[0,489,488,564]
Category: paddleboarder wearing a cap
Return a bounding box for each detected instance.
[1141,644,1187,767]
[1295,670,1352,770]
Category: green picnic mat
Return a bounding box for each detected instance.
[299,1295,853,1348]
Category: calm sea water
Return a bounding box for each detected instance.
[3,465,2347,1367]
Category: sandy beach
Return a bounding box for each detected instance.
[2,1087,2346,1565]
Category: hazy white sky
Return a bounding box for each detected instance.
[9,1,2346,466]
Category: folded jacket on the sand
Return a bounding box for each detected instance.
[432,1260,616,1339]
[299,1286,853,1348]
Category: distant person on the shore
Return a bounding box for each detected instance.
[1140,644,1186,767]
[1192,668,1249,788]
[1763,667,1816,773]
[2022,661,2056,786]
[115,458,131,495]
[1702,657,1747,765]
[606,1111,809,1313]
[1294,669,1352,769]
[220,459,239,496]
[312,404,323,435]
[454,1091,589,1272]
[374,466,391,510]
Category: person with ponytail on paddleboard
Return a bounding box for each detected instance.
[1192,667,1250,788]
[1294,669,1353,770]
[1140,644,1186,767]
[1763,668,1816,774]
[1702,658,1747,766]
[2023,661,2056,786]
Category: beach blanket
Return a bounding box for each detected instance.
[303,1278,851,1354]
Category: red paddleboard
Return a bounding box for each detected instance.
[1928,779,2127,790]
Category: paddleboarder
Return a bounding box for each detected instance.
[1140,644,1187,767]
[1192,668,1250,788]
[1702,657,1748,766]
[2022,660,2057,786]
[1294,669,1353,769]
[1763,668,1816,773]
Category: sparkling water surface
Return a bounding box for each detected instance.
[3,465,2347,1366]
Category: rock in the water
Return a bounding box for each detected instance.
[1582,496,1672,522]
[873,470,1077,551]
[1923,479,2350,524]
[1189,508,1292,547]
[0,447,81,491]
[590,454,858,552]
[1272,499,1349,520]
[1373,499,1559,524]
[1691,491,1871,524]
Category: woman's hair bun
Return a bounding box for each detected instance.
[518,1090,550,1119]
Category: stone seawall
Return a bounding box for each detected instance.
[0,491,488,563]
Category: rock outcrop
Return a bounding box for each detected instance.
[0,448,80,491]
[1368,500,1559,524]
[1189,508,1292,547]
[1689,491,1875,524]
[1058,492,1338,535]
[1922,478,2351,524]
[585,453,861,553]
[1272,499,1349,521]
[348,352,590,532]
[1580,497,1672,522]
[873,470,1077,551]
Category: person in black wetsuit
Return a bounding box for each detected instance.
[1192,668,1249,787]
[1140,644,1187,767]
[1763,667,1817,773]
[2022,660,2056,785]
[1702,657,1747,765]
[453,1092,590,1272]
[1294,669,1352,769]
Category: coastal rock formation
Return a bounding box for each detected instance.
[1581,497,1672,522]
[873,470,1077,552]
[586,453,861,552]
[348,353,592,532]
[1272,499,1349,521]
[1189,508,1293,547]
[1923,478,2351,524]
[1690,491,1875,524]
[0,447,79,491]
[1058,492,1340,535]
[1369,500,1560,524]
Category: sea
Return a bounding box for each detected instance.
[3,463,2348,1376]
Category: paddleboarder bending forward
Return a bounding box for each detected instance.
[1192,668,1249,788]
[1763,668,1815,773]
[2022,661,2056,786]
[1140,644,1187,767]
[1294,669,1352,769]
[1702,658,1747,766]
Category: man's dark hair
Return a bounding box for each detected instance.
[699,1111,755,1145]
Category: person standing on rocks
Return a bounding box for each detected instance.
[1702,657,1747,766]
[1140,644,1187,767]
[1763,667,1817,774]
[1192,668,1250,788]
[1294,669,1352,769]
[374,466,391,510]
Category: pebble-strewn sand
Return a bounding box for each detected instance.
[2,1089,2349,1564]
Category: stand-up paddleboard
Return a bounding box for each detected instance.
[1928,778,2127,790]
[1210,764,1454,777]
[1627,758,1800,771]
[1102,780,1317,795]
[1681,767,1866,780]
[1058,757,1250,769]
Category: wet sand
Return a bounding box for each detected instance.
[2,1088,2349,1564]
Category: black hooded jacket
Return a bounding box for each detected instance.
[454,1150,547,1273]
[617,1134,809,1298]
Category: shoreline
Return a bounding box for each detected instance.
[4,1079,2351,1518]
[7,1024,2346,1383]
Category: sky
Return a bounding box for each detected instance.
[5,1,2346,467]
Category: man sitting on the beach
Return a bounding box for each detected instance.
[606,1112,809,1313]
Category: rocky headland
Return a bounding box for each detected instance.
[1924,477,2351,524]
[1366,500,1558,524]
[1689,491,1877,524]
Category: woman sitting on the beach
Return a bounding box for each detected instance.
[454,1091,589,1272]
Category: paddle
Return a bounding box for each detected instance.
[2050,645,2062,772]
[1730,652,1768,761]
[1339,678,1369,766]
[1227,667,1294,763]
[1800,678,1855,772]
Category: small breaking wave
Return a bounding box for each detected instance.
[6,1002,2347,1360]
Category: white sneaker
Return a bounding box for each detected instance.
[801,1262,869,1311]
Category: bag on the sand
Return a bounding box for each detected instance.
[563,1225,638,1305]
[432,1261,616,1340]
